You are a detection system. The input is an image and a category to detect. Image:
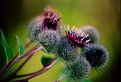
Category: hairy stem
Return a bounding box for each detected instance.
[0,39,32,79]
[13,56,57,82]
[0,39,34,81]
[5,45,42,82]
[17,45,40,61]
[0,54,19,80]
[4,54,34,82]
[0,45,40,81]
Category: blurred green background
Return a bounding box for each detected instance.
[1,0,120,82]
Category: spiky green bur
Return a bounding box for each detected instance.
[83,44,109,69]
[81,25,99,43]
[65,56,91,82]
[28,16,42,41]
[57,38,81,63]
[36,30,60,54]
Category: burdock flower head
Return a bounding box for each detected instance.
[29,6,61,30]
[29,6,61,40]
[42,6,61,31]
[57,26,91,62]
[28,7,61,54]
[37,29,60,54]
[65,56,91,82]
[83,44,109,69]
[65,25,92,48]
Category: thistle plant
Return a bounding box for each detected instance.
[0,7,109,82]
[29,6,61,54]
[57,26,91,63]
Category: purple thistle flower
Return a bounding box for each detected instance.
[29,7,61,41]
[57,26,92,62]
[28,7,61,54]
[29,6,61,31]
[42,6,61,31]
[65,25,92,48]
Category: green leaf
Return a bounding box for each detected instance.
[0,46,7,71]
[41,54,53,67]
[16,35,25,56]
[0,29,13,61]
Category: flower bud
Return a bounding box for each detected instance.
[83,44,109,69]
[37,30,60,54]
[57,38,80,62]
[65,56,91,82]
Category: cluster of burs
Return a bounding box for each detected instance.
[29,7,109,82]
